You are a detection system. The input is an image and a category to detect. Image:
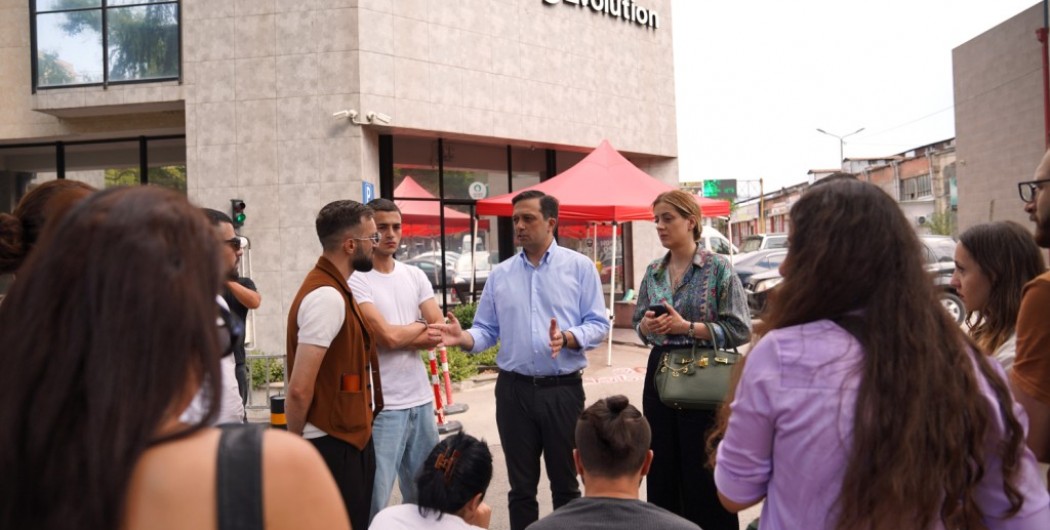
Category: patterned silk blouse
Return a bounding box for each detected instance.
[632,245,751,349]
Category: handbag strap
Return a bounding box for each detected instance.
[702,322,740,356]
[216,424,265,530]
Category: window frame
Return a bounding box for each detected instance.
[30,0,182,92]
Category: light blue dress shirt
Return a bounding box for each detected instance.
[467,240,610,376]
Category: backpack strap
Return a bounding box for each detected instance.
[216,424,265,530]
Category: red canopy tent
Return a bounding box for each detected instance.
[475,140,730,220]
[394,176,489,237]
[476,140,730,365]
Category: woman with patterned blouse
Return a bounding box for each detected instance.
[632,189,751,530]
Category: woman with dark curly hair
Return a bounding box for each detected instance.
[712,177,1050,529]
[951,221,1046,369]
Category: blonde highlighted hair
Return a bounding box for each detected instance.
[651,190,701,241]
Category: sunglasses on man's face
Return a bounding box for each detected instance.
[224,236,249,251]
[1018,178,1050,203]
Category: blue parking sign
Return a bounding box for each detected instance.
[362,181,375,203]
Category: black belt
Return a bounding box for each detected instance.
[500,370,583,387]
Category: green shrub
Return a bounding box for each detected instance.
[419,344,500,383]
[451,302,477,330]
[248,350,285,389]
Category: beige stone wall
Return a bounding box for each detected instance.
[1,0,679,355]
[360,0,677,157]
[952,3,1044,231]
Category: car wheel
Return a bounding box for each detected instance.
[940,292,965,324]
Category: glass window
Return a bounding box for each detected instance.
[65,140,139,189]
[33,0,180,88]
[106,3,179,82]
[146,137,187,192]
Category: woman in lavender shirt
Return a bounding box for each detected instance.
[712,177,1050,529]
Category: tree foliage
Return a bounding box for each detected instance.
[47,0,178,83]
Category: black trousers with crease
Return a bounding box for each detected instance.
[495,371,585,530]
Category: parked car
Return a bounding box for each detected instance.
[403,255,455,290]
[733,249,787,287]
[732,233,788,263]
[744,236,966,322]
[700,226,738,256]
[453,251,497,288]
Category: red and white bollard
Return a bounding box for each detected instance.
[439,345,468,415]
[428,348,461,434]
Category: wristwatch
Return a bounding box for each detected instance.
[415,318,428,329]
[687,321,696,339]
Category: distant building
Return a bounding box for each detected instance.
[952,3,1045,231]
[845,138,956,235]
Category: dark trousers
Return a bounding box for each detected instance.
[495,371,585,530]
[235,362,248,405]
[309,435,375,530]
[643,347,739,530]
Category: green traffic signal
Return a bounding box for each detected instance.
[230,199,246,228]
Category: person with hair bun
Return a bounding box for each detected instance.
[370,433,494,529]
[0,179,95,295]
[528,395,699,530]
[951,221,1046,370]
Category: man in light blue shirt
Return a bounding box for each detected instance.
[435,190,609,530]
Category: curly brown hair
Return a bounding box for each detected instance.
[708,178,1025,529]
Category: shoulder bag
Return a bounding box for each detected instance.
[654,323,741,411]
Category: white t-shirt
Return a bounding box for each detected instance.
[180,297,246,426]
[348,261,434,410]
[369,504,483,530]
[295,286,346,439]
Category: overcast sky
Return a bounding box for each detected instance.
[672,0,1042,195]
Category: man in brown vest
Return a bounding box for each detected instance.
[287,199,384,530]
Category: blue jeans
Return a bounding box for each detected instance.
[369,402,440,520]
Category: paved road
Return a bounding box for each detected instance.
[389,338,762,530]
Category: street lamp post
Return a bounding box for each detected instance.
[816,127,865,168]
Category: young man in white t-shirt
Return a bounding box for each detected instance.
[348,198,444,520]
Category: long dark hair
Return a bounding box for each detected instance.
[712,179,1025,529]
[417,433,493,520]
[959,221,1046,354]
[0,186,226,529]
[0,179,95,274]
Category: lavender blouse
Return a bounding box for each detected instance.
[715,320,1050,529]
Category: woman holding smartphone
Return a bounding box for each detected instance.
[632,189,751,530]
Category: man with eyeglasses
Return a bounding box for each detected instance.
[1013,151,1050,488]
[286,200,384,530]
[203,209,261,407]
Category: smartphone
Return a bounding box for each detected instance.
[648,303,668,317]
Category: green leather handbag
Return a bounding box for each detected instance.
[654,323,741,411]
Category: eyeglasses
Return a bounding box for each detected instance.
[350,233,381,244]
[1018,178,1050,203]
[224,236,249,251]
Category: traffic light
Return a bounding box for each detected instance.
[230,199,246,228]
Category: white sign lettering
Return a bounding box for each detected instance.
[543,0,659,30]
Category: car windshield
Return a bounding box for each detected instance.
[923,238,956,263]
[766,235,788,249]
[739,237,764,253]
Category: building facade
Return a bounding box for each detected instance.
[952,2,1045,232]
[0,0,679,356]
